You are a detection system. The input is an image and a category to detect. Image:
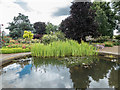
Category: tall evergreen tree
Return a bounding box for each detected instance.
[6,13,34,39]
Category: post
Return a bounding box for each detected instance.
[0,24,3,48]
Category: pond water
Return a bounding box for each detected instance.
[0,57,119,88]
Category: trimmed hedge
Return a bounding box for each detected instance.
[0,48,30,54]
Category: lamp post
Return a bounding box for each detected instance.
[0,24,3,48]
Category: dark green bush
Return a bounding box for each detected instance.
[104,41,113,47]
[114,35,120,40]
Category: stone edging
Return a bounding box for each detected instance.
[0,52,31,66]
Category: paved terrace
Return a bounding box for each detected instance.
[98,46,120,55]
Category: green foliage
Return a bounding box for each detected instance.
[33,22,46,34]
[41,34,58,44]
[31,40,97,57]
[55,31,66,40]
[23,31,34,40]
[114,35,120,40]
[1,48,30,54]
[104,41,114,47]
[6,13,34,39]
[60,56,99,67]
[45,22,58,34]
[92,2,116,36]
[112,1,120,28]
[41,31,66,44]
[33,57,64,69]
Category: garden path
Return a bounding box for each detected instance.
[99,46,120,55]
[0,52,31,66]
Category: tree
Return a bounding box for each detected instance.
[59,2,99,42]
[45,22,58,34]
[6,13,34,39]
[33,22,46,34]
[91,2,116,36]
[112,1,120,32]
[96,2,116,36]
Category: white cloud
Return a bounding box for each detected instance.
[0,0,72,34]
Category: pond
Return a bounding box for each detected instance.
[0,56,119,88]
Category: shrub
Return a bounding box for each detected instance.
[31,39,40,43]
[104,41,113,47]
[41,31,66,44]
[1,48,30,54]
[23,31,34,40]
[33,34,43,39]
[112,40,120,46]
[114,35,120,40]
[45,22,58,34]
[92,36,110,43]
[41,34,58,44]
[31,40,97,57]
[54,31,66,41]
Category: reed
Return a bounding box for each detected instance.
[31,40,97,57]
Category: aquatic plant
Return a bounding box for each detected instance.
[31,40,98,57]
[59,56,99,67]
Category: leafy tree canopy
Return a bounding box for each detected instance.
[45,22,58,34]
[6,13,34,39]
[33,22,46,34]
[92,2,116,36]
[59,2,99,42]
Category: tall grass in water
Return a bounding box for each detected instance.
[31,40,97,57]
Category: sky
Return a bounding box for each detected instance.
[0,0,73,34]
[0,0,111,34]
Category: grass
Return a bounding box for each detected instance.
[31,40,98,57]
[0,48,30,54]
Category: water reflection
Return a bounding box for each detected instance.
[1,57,119,88]
[17,64,32,78]
[69,59,119,88]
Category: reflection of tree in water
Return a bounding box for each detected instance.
[32,57,65,71]
[69,66,90,88]
[17,61,30,68]
[69,59,118,88]
[108,64,119,88]
[89,60,115,81]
